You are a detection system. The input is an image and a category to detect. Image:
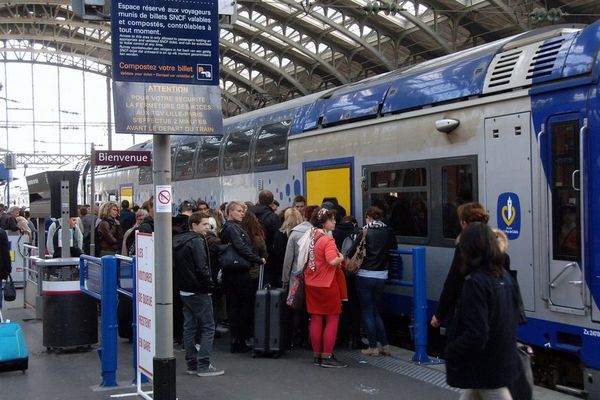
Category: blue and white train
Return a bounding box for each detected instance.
[89,22,600,395]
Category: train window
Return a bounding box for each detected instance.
[371,191,428,237]
[139,166,152,185]
[441,164,475,239]
[254,120,290,170]
[196,136,221,176]
[371,168,426,188]
[173,142,197,181]
[551,120,580,261]
[368,166,428,237]
[222,128,254,173]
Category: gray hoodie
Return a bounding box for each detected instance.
[281,221,312,286]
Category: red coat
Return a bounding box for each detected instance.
[304,235,347,314]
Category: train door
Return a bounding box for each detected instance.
[120,184,133,207]
[484,113,535,311]
[544,115,585,314]
[303,157,353,217]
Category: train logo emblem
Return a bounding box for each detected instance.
[196,64,212,81]
[497,192,520,240]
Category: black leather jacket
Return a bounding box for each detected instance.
[348,222,397,271]
[220,220,263,265]
[173,231,214,293]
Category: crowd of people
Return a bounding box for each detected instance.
[0,196,531,398]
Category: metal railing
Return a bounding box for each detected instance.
[388,247,430,364]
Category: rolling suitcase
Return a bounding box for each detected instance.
[0,310,29,373]
[253,265,287,357]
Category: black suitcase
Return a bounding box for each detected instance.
[253,266,287,357]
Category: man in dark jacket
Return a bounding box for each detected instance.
[249,190,281,286]
[0,226,12,308]
[173,212,224,377]
[119,200,136,234]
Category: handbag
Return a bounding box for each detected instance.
[286,271,305,310]
[218,244,252,270]
[346,228,367,274]
[3,274,16,302]
[508,345,534,400]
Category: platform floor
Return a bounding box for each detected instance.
[0,291,578,400]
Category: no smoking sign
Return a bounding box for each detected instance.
[155,185,172,213]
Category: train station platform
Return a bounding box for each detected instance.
[0,291,578,400]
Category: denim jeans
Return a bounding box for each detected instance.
[181,293,215,370]
[356,276,388,348]
[459,387,513,400]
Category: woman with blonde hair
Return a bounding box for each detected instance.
[270,207,303,288]
[97,201,123,256]
[220,201,265,353]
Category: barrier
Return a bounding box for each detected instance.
[80,255,118,387]
[388,247,431,364]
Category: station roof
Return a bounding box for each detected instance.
[0,0,598,117]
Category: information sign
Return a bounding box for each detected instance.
[136,231,155,379]
[113,82,223,135]
[111,0,219,86]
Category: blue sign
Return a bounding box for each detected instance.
[113,81,223,136]
[111,0,219,86]
[497,192,521,240]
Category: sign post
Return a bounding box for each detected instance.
[110,1,222,399]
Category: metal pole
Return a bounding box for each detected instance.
[106,77,112,150]
[411,246,430,363]
[60,180,71,258]
[90,144,96,256]
[152,134,175,400]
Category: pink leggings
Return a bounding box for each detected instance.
[309,314,340,354]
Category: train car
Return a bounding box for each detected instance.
[91,22,600,395]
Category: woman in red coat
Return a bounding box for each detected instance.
[304,208,347,368]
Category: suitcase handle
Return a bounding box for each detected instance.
[258,263,270,291]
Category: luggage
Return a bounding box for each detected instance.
[0,310,29,373]
[253,265,287,357]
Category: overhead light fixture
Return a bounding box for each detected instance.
[435,118,460,134]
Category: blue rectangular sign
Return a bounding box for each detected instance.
[111,0,219,86]
[113,81,223,136]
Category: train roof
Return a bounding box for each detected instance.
[126,21,600,150]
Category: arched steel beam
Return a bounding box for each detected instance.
[220,67,268,95]
[237,15,349,84]
[221,90,250,113]
[485,0,527,30]
[0,45,110,67]
[393,9,453,53]
[275,0,395,71]
[220,37,309,95]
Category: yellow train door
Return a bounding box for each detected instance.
[304,157,353,215]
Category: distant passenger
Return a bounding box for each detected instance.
[119,200,136,234]
[0,226,12,309]
[220,201,265,353]
[445,222,523,400]
[346,207,397,356]
[47,217,83,258]
[304,208,348,368]
[293,195,306,218]
[173,212,224,377]
[96,202,123,256]
[121,209,148,256]
[0,206,19,233]
[196,200,210,213]
[431,202,490,331]
[249,190,282,287]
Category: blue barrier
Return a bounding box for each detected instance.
[388,247,430,364]
[80,255,118,387]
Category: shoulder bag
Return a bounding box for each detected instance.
[346,228,367,274]
[218,244,252,270]
[3,274,16,302]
